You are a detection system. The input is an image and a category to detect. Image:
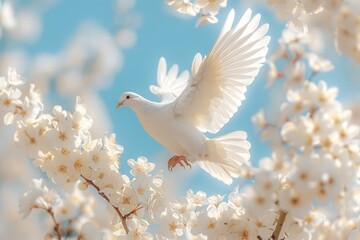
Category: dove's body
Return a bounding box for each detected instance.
[117,9,270,184]
[128,96,207,161]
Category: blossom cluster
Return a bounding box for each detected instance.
[252,28,360,239]
[19,178,105,239]
[0,68,43,126]
[0,68,167,239]
[266,0,360,63]
[266,28,334,89]
[165,0,227,26]
[0,1,142,239]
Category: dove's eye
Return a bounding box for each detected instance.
[126,95,130,99]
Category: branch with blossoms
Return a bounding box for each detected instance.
[165,0,227,26]
[19,179,62,239]
[19,178,101,240]
[0,69,135,235]
[266,0,360,63]
[251,27,360,239]
[0,1,140,238]
[80,175,129,233]
[1,68,165,238]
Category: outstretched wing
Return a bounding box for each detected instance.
[173,9,270,134]
[150,57,190,103]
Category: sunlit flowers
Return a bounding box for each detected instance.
[0,1,358,237]
[266,0,360,63]
[165,0,227,26]
[19,178,61,219]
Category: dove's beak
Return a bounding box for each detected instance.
[116,101,124,108]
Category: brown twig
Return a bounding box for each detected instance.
[81,175,129,234]
[124,204,144,219]
[37,207,62,240]
[270,210,287,240]
[308,70,318,81]
[48,208,62,240]
[64,219,73,239]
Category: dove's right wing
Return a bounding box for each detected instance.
[173,9,270,134]
[150,57,190,103]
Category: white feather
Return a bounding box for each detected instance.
[198,131,251,185]
[149,57,189,103]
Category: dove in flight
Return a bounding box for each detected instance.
[117,9,270,184]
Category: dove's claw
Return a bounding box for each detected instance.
[168,156,177,171]
[167,155,191,171]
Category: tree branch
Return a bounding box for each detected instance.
[81,175,129,234]
[64,218,73,239]
[37,207,62,240]
[271,210,287,240]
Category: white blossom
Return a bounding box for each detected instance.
[195,0,226,15]
[186,189,207,207]
[306,53,334,72]
[158,213,185,239]
[19,178,61,219]
[165,0,226,27]
[128,156,155,176]
[195,14,218,27]
[127,218,153,240]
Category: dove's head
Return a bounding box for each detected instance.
[116,92,143,109]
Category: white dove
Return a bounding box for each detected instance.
[116,9,270,184]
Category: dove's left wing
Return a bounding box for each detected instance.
[173,9,270,134]
[150,57,190,103]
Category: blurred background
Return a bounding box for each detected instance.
[1,0,359,238]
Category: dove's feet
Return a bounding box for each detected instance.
[168,155,191,171]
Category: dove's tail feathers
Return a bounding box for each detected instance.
[199,131,251,185]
